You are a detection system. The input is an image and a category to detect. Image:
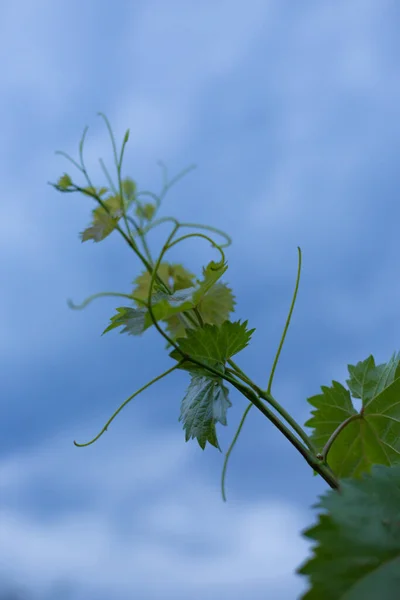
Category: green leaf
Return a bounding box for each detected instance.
[159,259,228,315]
[194,260,228,301]
[172,264,197,291]
[179,374,232,450]
[121,177,136,203]
[57,173,72,189]
[140,288,199,333]
[132,263,196,303]
[102,290,168,336]
[197,282,236,325]
[80,210,118,242]
[80,193,129,243]
[163,282,236,347]
[123,129,130,144]
[169,320,255,375]
[81,186,100,196]
[135,202,156,221]
[102,307,146,336]
[298,464,400,599]
[305,353,400,478]
[164,314,187,344]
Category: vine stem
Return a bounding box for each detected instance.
[227,359,316,452]
[321,413,362,461]
[72,182,171,295]
[227,379,340,491]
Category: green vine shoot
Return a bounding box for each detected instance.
[51,114,400,599]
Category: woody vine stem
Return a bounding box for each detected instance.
[51,113,340,500]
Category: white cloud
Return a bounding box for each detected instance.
[0,421,309,598]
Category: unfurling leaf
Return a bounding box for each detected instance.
[102,291,167,336]
[135,202,156,221]
[298,464,400,600]
[80,193,126,242]
[179,374,232,450]
[57,173,73,189]
[123,129,130,144]
[81,186,108,197]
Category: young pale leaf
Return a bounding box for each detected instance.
[163,282,236,347]
[169,264,196,291]
[305,353,400,478]
[80,189,136,243]
[80,210,118,242]
[192,260,228,302]
[121,177,136,203]
[179,374,232,450]
[142,288,199,329]
[298,464,400,600]
[135,203,156,221]
[57,173,72,189]
[164,314,187,345]
[80,194,123,242]
[132,261,227,332]
[156,260,229,326]
[81,186,108,197]
[197,282,236,326]
[132,263,196,303]
[131,262,232,334]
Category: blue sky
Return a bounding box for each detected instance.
[1,1,400,598]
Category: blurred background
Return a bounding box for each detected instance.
[1,1,400,598]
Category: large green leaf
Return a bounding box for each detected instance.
[346,352,400,401]
[298,464,400,599]
[179,374,231,450]
[305,353,400,478]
